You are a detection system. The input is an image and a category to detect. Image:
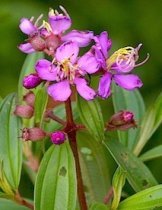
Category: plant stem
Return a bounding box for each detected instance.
[65,98,87,210]
[46,110,66,126]
[15,191,34,210]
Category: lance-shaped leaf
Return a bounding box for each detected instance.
[0,198,29,210]
[118,185,162,210]
[34,87,48,127]
[140,145,162,162]
[18,52,44,101]
[77,131,111,204]
[0,93,22,189]
[77,96,105,142]
[112,84,145,150]
[111,167,126,210]
[134,92,162,155]
[103,137,157,192]
[34,142,77,210]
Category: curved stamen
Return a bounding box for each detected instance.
[135,53,150,68]
[35,14,43,26]
[59,5,70,18]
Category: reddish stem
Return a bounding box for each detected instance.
[46,110,66,126]
[15,191,34,210]
[65,98,87,210]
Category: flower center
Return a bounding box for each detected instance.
[106,46,138,70]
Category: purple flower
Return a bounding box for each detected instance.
[19,6,94,55]
[98,44,148,99]
[35,41,96,101]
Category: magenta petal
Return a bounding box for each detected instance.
[94,31,112,58]
[47,80,71,101]
[18,43,35,53]
[35,59,58,81]
[98,72,112,99]
[78,51,100,74]
[74,78,96,100]
[19,18,36,35]
[113,74,143,90]
[55,41,79,63]
[62,30,93,47]
[49,16,71,35]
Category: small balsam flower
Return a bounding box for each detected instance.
[14,105,34,119]
[50,131,66,145]
[107,110,137,131]
[21,127,46,141]
[23,73,42,89]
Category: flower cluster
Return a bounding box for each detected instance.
[19,6,148,102]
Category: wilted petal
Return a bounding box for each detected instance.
[18,43,35,53]
[62,30,93,47]
[74,78,96,100]
[94,31,112,58]
[55,41,79,63]
[47,80,71,101]
[49,16,71,35]
[113,74,143,90]
[19,18,36,35]
[35,59,58,81]
[78,51,100,74]
[98,72,112,99]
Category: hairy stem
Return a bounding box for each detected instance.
[65,98,87,210]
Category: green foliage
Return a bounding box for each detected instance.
[134,92,162,155]
[140,145,162,162]
[34,142,77,210]
[0,93,22,190]
[0,198,29,210]
[89,202,108,210]
[118,185,162,210]
[77,96,105,142]
[77,131,111,204]
[103,138,157,192]
[112,84,145,149]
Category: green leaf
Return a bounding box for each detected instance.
[111,167,126,210]
[89,202,108,210]
[140,145,162,162]
[34,142,77,210]
[77,96,105,142]
[34,87,48,127]
[103,137,157,192]
[77,131,111,204]
[0,94,22,189]
[0,198,29,210]
[18,52,44,101]
[112,85,145,150]
[118,185,162,210]
[134,92,162,155]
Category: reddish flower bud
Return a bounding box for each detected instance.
[30,35,46,51]
[23,73,42,89]
[14,105,34,118]
[107,110,137,131]
[21,127,46,141]
[50,131,66,145]
[23,91,35,107]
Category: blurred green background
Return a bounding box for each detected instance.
[0,0,162,104]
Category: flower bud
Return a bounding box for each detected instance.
[50,131,66,145]
[23,91,35,107]
[107,110,137,131]
[30,35,46,51]
[14,105,34,118]
[23,73,42,89]
[21,127,46,141]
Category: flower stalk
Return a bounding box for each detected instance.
[65,97,87,210]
